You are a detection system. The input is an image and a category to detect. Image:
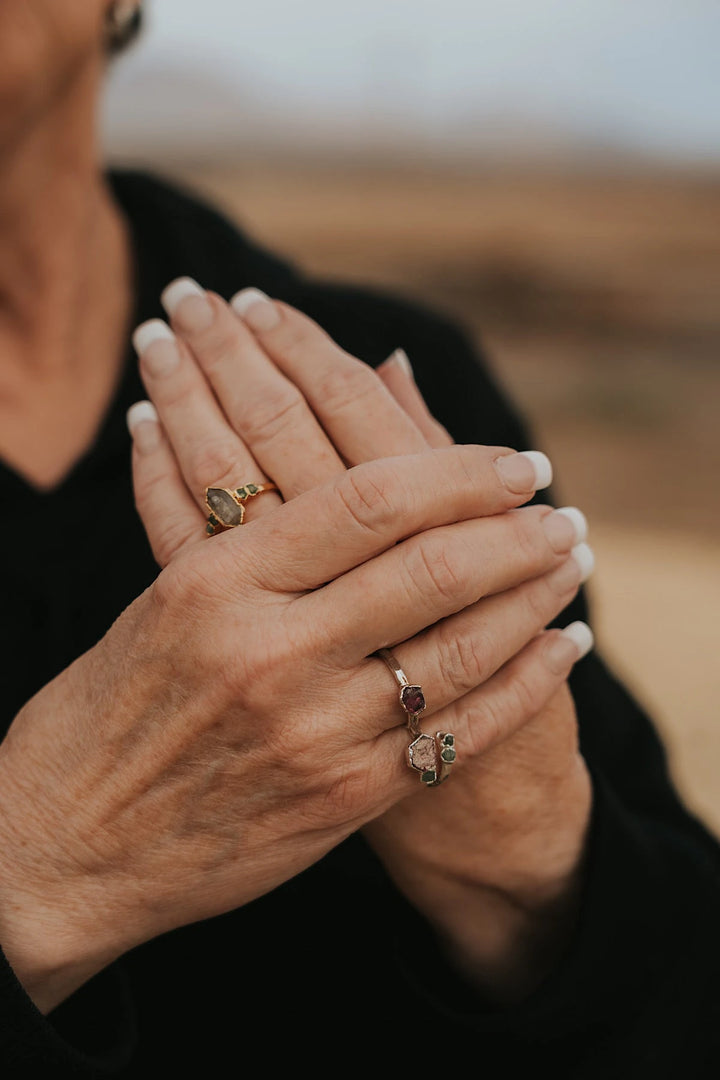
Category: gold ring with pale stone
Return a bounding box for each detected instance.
[204,482,279,535]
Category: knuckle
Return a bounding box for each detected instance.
[273,315,325,365]
[508,667,545,720]
[239,387,306,447]
[436,624,490,695]
[187,439,243,491]
[314,361,379,415]
[524,578,556,627]
[335,463,397,537]
[193,320,241,373]
[511,507,547,567]
[407,536,465,607]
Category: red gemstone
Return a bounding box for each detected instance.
[401,685,425,715]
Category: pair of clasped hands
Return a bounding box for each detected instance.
[0,280,595,1015]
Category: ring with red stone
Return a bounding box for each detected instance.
[377,647,426,736]
[204,481,279,536]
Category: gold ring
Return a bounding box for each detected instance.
[205,482,279,535]
[377,648,456,788]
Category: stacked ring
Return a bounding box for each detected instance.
[377,648,456,788]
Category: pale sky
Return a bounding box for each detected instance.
[104,0,720,161]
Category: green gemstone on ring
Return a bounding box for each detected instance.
[206,524,216,535]
[421,770,437,785]
[442,734,454,747]
[246,484,259,494]
[441,748,456,763]
[235,487,248,500]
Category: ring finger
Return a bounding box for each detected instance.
[353,538,593,739]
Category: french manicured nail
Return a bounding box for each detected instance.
[543,507,586,552]
[132,319,179,377]
[388,348,413,378]
[161,277,213,331]
[545,620,594,674]
[126,400,161,454]
[571,541,595,582]
[230,288,281,332]
[548,542,595,593]
[494,450,553,493]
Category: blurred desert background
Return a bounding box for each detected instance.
[106,2,720,830]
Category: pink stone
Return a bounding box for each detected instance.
[408,733,437,772]
[401,685,425,715]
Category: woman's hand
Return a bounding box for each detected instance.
[369,351,595,999]
[127,280,595,999]
[0,435,571,1017]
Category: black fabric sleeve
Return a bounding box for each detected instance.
[0,947,135,1077]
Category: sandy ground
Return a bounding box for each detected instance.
[156,159,720,831]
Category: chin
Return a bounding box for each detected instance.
[0,4,102,151]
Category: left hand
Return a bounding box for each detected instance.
[129,279,594,1000]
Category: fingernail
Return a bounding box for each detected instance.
[548,541,595,594]
[161,277,213,331]
[571,541,595,582]
[543,507,586,553]
[126,400,161,454]
[494,450,552,493]
[132,319,179,377]
[554,506,588,544]
[230,288,281,332]
[545,620,594,674]
[389,348,413,378]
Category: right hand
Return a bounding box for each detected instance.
[0,442,575,1013]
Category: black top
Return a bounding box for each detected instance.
[1,171,718,1078]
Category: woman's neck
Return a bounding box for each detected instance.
[0,53,134,489]
[0,51,131,382]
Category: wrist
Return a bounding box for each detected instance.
[1,917,120,1015]
[367,756,593,1001]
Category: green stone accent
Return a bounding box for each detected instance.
[441,748,456,763]
[206,523,216,535]
[246,484,259,494]
[442,734,455,747]
[421,770,437,785]
[235,487,248,500]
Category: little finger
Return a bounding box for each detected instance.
[444,621,594,758]
[376,349,454,450]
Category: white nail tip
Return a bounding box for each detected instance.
[561,620,594,659]
[556,506,588,544]
[132,319,174,355]
[161,277,204,315]
[571,542,595,582]
[230,287,271,316]
[391,348,413,377]
[126,400,159,434]
[518,450,553,490]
